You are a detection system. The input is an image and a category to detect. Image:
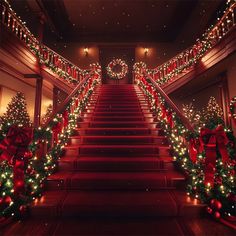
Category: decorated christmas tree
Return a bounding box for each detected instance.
[182,102,201,128]
[1,92,31,127]
[41,104,52,125]
[203,96,224,128]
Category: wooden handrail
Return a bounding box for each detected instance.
[148,2,236,85]
[43,71,94,128]
[0,0,94,84]
[146,74,194,132]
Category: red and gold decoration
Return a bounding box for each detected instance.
[135,73,236,227]
[133,1,236,86]
[106,59,128,80]
[0,126,33,195]
[1,1,101,85]
[0,68,100,217]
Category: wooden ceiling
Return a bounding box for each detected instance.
[10,0,223,43]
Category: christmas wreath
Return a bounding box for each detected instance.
[229,96,236,121]
[106,59,128,80]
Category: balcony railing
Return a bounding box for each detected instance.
[134,1,236,87]
[0,0,101,85]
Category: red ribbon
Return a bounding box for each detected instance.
[52,122,62,143]
[200,125,229,186]
[161,105,167,119]
[189,138,198,163]
[166,111,174,128]
[0,126,33,194]
[63,110,69,129]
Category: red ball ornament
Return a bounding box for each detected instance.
[214,200,222,210]
[4,196,12,204]
[210,199,215,206]
[214,211,221,219]
[206,206,213,214]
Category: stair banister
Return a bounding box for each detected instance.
[148,2,236,86]
[0,0,92,85]
[144,73,194,132]
[43,70,95,128]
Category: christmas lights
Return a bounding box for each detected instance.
[0,73,100,218]
[135,74,236,223]
[134,2,236,86]
[106,59,128,80]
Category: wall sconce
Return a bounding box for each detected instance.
[84,47,89,56]
[144,48,149,56]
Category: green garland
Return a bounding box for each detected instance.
[137,76,236,221]
[0,76,99,218]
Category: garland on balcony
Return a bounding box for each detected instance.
[0,76,99,218]
[136,76,236,222]
[135,1,236,86]
[2,1,101,85]
[106,59,128,80]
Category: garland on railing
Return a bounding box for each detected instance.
[1,1,101,85]
[134,0,236,86]
[0,74,100,218]
[136,75,236,223]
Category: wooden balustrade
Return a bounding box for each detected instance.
[0,0,101,85]
[147,2,236,86]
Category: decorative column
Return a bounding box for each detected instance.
[218,73,230,126]
[53,86,60,112]
[34,77,43,127]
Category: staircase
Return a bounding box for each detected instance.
[31,84,204,235]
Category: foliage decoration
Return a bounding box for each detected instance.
[106,59,128,80]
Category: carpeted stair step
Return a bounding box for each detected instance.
[30,190,178,218]
[60,190,178,217]
[58,157,166,172]
[77,121,159,128]
[92,108,151,112]
[69,135,168,145]
[46,171,185,190]
[83,111,154,117]
[64,144,170,157]
[82,116,153,122]
[31,190,205,219]
[74,127,164,136]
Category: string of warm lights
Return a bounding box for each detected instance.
[135,74,236,223]
[1,0,101,85]
[135,1,236,86]
[106,59,128,80]
[0,74,100,218]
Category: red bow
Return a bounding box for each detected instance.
[0,126,33,194]
[52,122,62,143]
[200,125,229,186]
[63,110,69,129]
[189,138,198,163]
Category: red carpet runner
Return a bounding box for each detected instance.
[31,85,203,235]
